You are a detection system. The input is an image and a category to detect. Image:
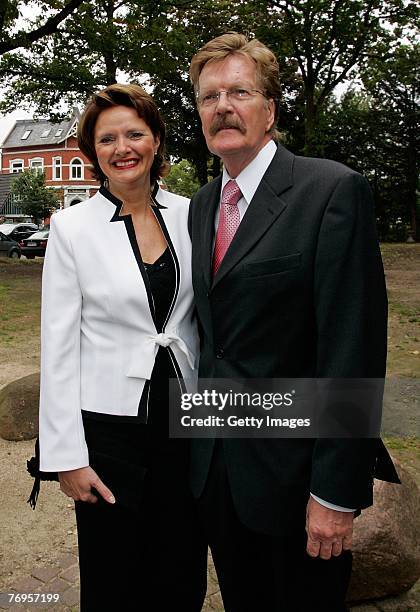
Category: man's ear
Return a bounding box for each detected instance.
[265,98,276,133]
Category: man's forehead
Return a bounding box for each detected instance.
[198,54,258,86]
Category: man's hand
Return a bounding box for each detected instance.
[306,496,354,559]
[58,466,115,505]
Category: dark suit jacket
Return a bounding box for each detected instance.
[188,143,399,535]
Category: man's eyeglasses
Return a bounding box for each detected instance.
[197,87,266,107]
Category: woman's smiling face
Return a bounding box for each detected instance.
[94,105,159,192]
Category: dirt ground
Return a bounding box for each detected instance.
[0,260,76,591]
[0,438,78,591]
[0,246,419,594]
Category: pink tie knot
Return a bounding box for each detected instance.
[222,180,242,207]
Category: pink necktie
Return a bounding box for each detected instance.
[213,180,242,276]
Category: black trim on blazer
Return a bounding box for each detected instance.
[151,181,166,206]
[100,183,166,219]
[99,181,183,373]
[100,183,168,327]
[90,183,185,423]
[123,216,158,326]
[150,203,180,331]
[167,346,187,394]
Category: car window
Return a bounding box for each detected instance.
[27,231,49,239]
[0,225,15,235]
[2,224,36,231]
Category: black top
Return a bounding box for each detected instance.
[143,247,175,331]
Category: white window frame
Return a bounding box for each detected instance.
[70,157,84,180]
[29,157,44,175]
[52,156,62,180]
[68,122,78,138]
[9,159,24,173]
[21,129,31,140]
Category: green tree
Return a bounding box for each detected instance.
[321,87,417,241]
[362,42,419,240]
[255,0,418,155]
[0,0,140,118]
[164,159,201,199]
[0,0,302,182]
[11,170,59,223]
[1,0,417,186]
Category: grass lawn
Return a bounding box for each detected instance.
[381,244,420,378]
[0,259,42,389]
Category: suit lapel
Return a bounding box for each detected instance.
[211,144,295,290]
[201,174,222,290]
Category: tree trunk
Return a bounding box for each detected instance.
[104,0,117,85]
[104,51,117,85]
[304,88,319,157]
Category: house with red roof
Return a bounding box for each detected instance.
[0,108,99,220]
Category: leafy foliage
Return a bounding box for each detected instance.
[362,41,419,239]
[11,170,59,222]
[0,0,418,237]
[164,159,200,199]
[255,0,419,154]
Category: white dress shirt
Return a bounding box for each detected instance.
[214,140,355,513]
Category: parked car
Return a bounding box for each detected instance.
[0,223,38,242]
[20,229,50,258]
[0,231,21,258]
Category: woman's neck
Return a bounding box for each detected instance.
[108,180,153,214]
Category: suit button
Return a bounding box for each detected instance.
[216,348,224,359]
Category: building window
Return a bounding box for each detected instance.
[53,157,62,180]
[41,129,51,138]
[9,159,24,173]
[30,158,44,175]
[55,128,63,137]
[21,130,31,140]
[70,158,83,180]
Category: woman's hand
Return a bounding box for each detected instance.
[58,466,115,505]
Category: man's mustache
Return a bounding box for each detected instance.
[209,117,246,136]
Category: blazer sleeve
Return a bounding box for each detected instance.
[310,171,388,509]
[39,213,89,472]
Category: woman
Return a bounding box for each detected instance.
[38,84,207,610]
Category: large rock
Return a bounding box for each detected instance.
[347,458,420,603]
[0,373,40,440]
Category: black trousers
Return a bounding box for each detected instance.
[197,441,352,612]
[75,356,208,612]
[75,347,207,611]
[75,445,207,611]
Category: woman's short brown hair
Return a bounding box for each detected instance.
[190,32,282,136]
[78,83,169,186]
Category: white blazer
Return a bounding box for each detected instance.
[39,186,198,472]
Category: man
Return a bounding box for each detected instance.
[188,33,399,611]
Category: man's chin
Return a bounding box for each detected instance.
[208,133,245,157]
